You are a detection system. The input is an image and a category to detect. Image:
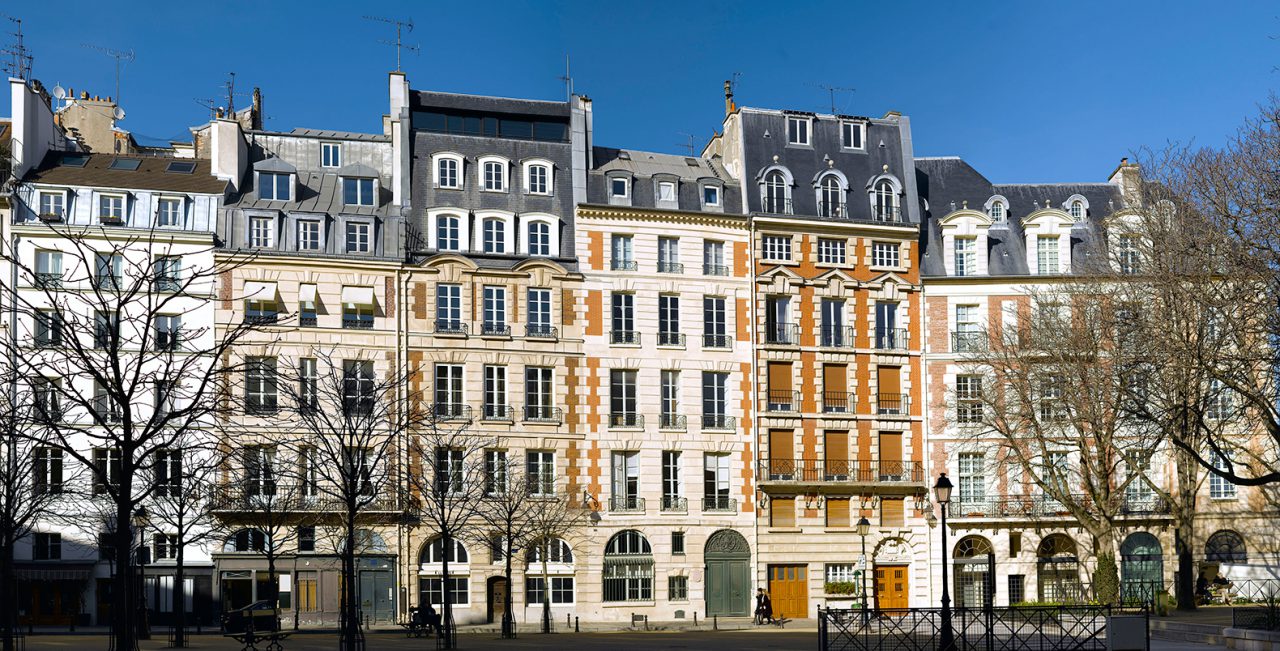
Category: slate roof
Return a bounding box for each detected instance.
[586,147,742,213]
[412,91,570,118]
[246,128,389,142]
[229,168,392,216]
[914,157,1124,277]
[22,152,228,194]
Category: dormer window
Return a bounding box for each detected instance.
[841,121,864,149]
[818,175,845,218]
[346,222,372,254]
[484,162,505,191]
[873,179,899,222]
[249,216,275,248]
[1036,236,1060,274]
[526,163,550,195]
[610,178,629,198]
[434,155,462,189]
[786,116,811,146]
[321,142,342,168]
[989,202,1005,221]
[702,185,720,207]
[298,220,323,251]
[527,220,553,256]
[157,198,182,227]
[436,215,462,251]
[259,172,291,201]
[342,177,376,206]
[1069,201,1084,220]
[954,237,976,277]
[763,170,790,214]
[37,191,65,220]
[657,181,677,203]
[98,194,125,223]
[482,218,506,254]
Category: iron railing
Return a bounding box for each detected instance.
[657,331,685,347]
[703,333,733,348]
[701,414,736,430]
[765,323,799,345]
[609,413,643,428]
[435,320,468,336]
[657,261,684,274]
[658,414,686,430]
[430,403,472,422]
[299,315,318,327]
[526,324,558,339]
[761,197,794,215]
[610,330,641,345]
[702,496,737,512]
[480,323,511,337]
[244,313,279,325]
[819,605,1116,651]
[611,260,638,271]
[1235,604,1280,630]
[759,459,924,483]
[608,496,645,513]
[33,273,62,290]
[822,391,853,414]
[343,317,374,330]
[877,393,910,416]
[703,263,730,276]
[872,205,903,223]
[952,332,988,353]
[948,494,1172,518]
[821,326,855,348]
[523,405,562,423]
[209,485,400,513]
[480,405,514,422]
[875,328,910,351]
[766,390,801,413]
[660,496,688,513]
[818,200,848,219]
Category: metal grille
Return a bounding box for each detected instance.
[819,605,1121,651]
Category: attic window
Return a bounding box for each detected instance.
[108,158,142,171]
[684,158,700,167]
[617,152,631,161]
[59,155,89,168]
[165,161,196,174]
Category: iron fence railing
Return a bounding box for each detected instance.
[765,323,799,345]
[660,496,687,513]
[480,323,511,337]
[657,261,684,274]
[608,496,645,513]
[611,330,641,345]
[876,393,910,416]
[702,496,737,512]
[703,333,733,348]
[703,263,730,276]
[952,332,988,353]
[759,459,924,484]
[818,605,1118,651]
[435,320,468,336]
[761,197,794,215]
[525,324,558,339]
[657,331,685,347]
[430,403,472,422]
[821,326,856,348]
[875,328,910,351]
[1235,604,1280,631]
[658,414,686,430]
[822,391,854,414]
[872,205,902,223]
[523,405,563,423]
[701,414,736,430]
[480,405,514,422]
[209,485,400,513]
[766,390,801,413]
[609,413,643,428]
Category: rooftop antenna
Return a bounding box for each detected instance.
[816,84,856,114]
[364,15,418,72]
[0,14,32,80]
[81,43,134,107]
[559,54,573,100]
[224,72,236,115]
[729,71,743,95]
[676,132,696,156]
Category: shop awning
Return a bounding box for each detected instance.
[243,281,277,300]
[298,283,318,304]
[341,286,375,306]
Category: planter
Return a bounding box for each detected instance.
[38,213,63,222]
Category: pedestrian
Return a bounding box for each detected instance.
[754,588,767,625]
[424,602,441,637]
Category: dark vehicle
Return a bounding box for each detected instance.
[221,600,280,633]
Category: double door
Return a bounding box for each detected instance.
[874,564,909,610]
[767,565,808,619]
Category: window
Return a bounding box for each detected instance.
[611,235,634,270]
[703,452,731,510]
[33,378,61,423]
[703,296,728,348]
[954,237,975,276]
[98,194,125,221]
[259,173,291,201]
[826,564,858,584]
[957,453,986,509]
[321,142,341,168]
[435,448,464,495]
[436,284,462,332]
[249,216,274,248]
[1210,453,1236,499]
[1037,236,1060,274]
[823,299,847,347]
[610,177,628,197]
[341,222,372,254]
[671,531,686,555]
[660,372,680,429]
[93,447,123,494]
[873,180,898,221]
[703,185,720,206]
[33,533,61,561]
[436,215,461,251]
[527,221,552,256]
[482,161,506,191]
[662,451,681,508]
[94,311,119,349]
[1117,235,1140,274]
[527,288,553,337]
[482,218,506,254]
[602,531,653,602]
[436,157,460,189]
[527,577,575,605]
[610,369,638,427]
[818,238,845,265]
[841,121,864,149]
[611,451,640,509]
[658,237,681,273]
[154,256,181,292]
[95,252,123,290]
[658,294,681,346]
[93,382,121,423]
[786,116,811,145]
[483,366,507,420]
[155,449,182,497]
[827,499,851,528]
[765,296,791,344]
[299,358,318,412]
[956,375,982,423]
[881,498,905,527]
[33,447,63,495]
[762,235,791,261]
[1206,379,1234,421]
[157,198,182,226]
[702,372,729,430]
[482,286,507,335]
[434,364,464,417]
[37,191,64,218]
[343,178,375,206]
[669,575,688,601]
[298,221,322,251]
[153,534,179,560]
[611,293,636,344]
[342,360,375,415]
[527,451,555,496]
[989,201,1005,222]
[954,304,980,352]
[1070,201,1084,220]
[298,445,318,496]
[763,171,789,213]
[485,450,508,496]
[35,310,62,348]
[819,176,844,218]
[657,181,677,203]
[421,577,469,607]
[527,164,550,194]
[245,357,278,414]
[872,242,899,267]
[770,497,795,527]
[34,250,62,288]
[1038,376,1065,423]
[703,240,727,275]
[298,527,316,553]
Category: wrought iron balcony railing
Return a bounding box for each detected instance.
[765,323,799,345]
[523,405,563,423]
[657,331,685,347]
[611,330,641,345]
[947,494,1172,518]
[33,273,62,290]
[701,414,736,430]
[480,323,511,337]
[761,197,794,215]
[877,393,910,416]
[873,205,902,222]
[435,320,468,336]
[759,459,925,484]
[703,333,733,349]
[818,200,848,219]
[526,324,558,340]
[820,326,855,348]
[766,390,801,413]
[876,328,910,351]
[609,496,645,513]
[431,403,473,422]
[480,404,514,422]
[660,496,688,513]
[822,391,853,414]
[608,412,643,428]
[703,263,729,276]
[952,332,987,353]
[342,317,374,330]
[657,261,684,274]
[702,496,738,512]
[611,260,638,271]
[658,414,686,430]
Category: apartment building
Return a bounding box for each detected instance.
[705,91,930,618]
[575,145,754,620]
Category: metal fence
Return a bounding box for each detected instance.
[1234,604,1280,631]
[819,606,1124,651]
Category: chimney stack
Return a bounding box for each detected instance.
[724,80,735,115]
[251,87,263,130]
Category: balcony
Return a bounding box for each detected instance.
[608,412,643,429]
[703,333,733,349]
[299,315,318,327]
[657,261,684,274]
[873,205,902,223]
[820,326,855,348]
[244,402,278,417]
[660,496,688,513]
[342,317,374,330]
[703,263,730,277]
[657,332,685,347]
[95,276,122,291]
[435,319,468,336]
[821,391,853,414]
[609,496,645,513]
[759,459,925,484]
[610,330,641,345]
[876,393,910,417]
[701,414,736,430]
[611,260,638,271]
[244,313,279,326]
[952,332,987,353]
[702,496,738,512]
[818,200,848,219]
[765,323,799,346]
[33,273,62,290]
[526,324,558,340]
[210,485,400,513]
[766,390,800,413]
[480,404,514,422]
[154,277,181,293]
[431,403,473,422]
[480,323,511,337]
[523,405,563,424]
[876,328,910,351]
[658,414,687,431]
[761,197,794,215]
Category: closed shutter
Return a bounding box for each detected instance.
[876,365,901,395]
[823,364,847,394]
[879,432,902,464]
[768,362,792,393]
[881,498,905,527]
[827,498,850,527]
[771,497,795,528]
[769,430,794,462]
[825,431,849,477]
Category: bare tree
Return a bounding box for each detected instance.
[0,225,258,651]
[523,492,590,633]
[473,457,538,638]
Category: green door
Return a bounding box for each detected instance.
[705,530,751,616]
[359,566,395,624]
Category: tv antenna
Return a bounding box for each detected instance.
[559,54,573,100]
[676,132,696,156]
[816,84,855,114]
[0,14,32,80]
[364,15,418,72]
[82,43,135,107]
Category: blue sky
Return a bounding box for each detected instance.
[2,0,1276,183]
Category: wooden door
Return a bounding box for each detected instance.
[874,564,909,610]
[705,559,750,616]
[487,577,508,623]
[767,564,808,619]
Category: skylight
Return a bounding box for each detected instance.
[109,158,142,171]
[58,154,89,168]
[165,161,196,174]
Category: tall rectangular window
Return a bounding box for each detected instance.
[34,250,62,288]
[956,375,983,423]
[436,284,462,332]
[786,116,810,145]
[525,367,554,420]
[527,451,555,496]
[841,121,864,149]
[702,372,728,429]
[298,221,322,251]
[434,364,464,416]
[662,451,681,509]
[957,453,986,509]
[611,451,640,508]
[35,310,62,348]
[1117,235,1140,274]
[435,448,464,495]
[954,237,975,276]
[33,533,61,561]
[245,357,278,414]
[483,365,507,420]
[823,299,846,347]
[954,304,980,352]
[703,453,731,510]
[33,447,63,495]
[1037,236,1060,274]
[243,446,275,497]
[658,294,681,346]
[527,288,552,336]
[249,216,274,248]
[1210,453,1237,499]
[611,293,636,344]
[154,256,181,292]
[157,198,182,227]
[95,253,123,290]
[610,370,638,427]
[482,219,505,253]
[321,142,341,168]
[155,449,182,497]
[483,161,506,191]
[482,286,507,335]
[703,240,727,275]
[658,237,681,273]
[765,296,791,344]
[703,297,728,347]
[611,235,634,270]
[299,358,318,411]
[342,360,374,415]
[660,371,680,429]
[484,450,508,497]
[526,164,549,194]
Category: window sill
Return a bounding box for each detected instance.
[602,602,655,608]
[767,528,802,533]
[784,143,814,150]
[869,265,908,273]
[656,344,685,350]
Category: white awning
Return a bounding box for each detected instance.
[298,283,318,304]
[243,281,277,300]
[341,286,375,306]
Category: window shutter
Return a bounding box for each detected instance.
[825,431,848,466]
[771,497,795,528]
[881,498,905,527]
[823,364,848,394]
[768,362,792,393]
[769,430,794,463]
[827,498,851,527]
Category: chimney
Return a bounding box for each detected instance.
[724,80,735,115]
[251,87,263,130]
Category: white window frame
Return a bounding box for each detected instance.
[702,184,721,207]
[817,238,845,265]
[871,242,900,268]
[429,211,467,252]
[258,172,292,201]
[786,116,812,146]
[1037,236,1060,275]
[321,142,342,168]
[762,235,792,262]
[298,220,323,251]
[479,156,509,193]
[98,193,126,220]
[523,159,553,195]
[36,190,66,219]
[157,197,183,227]
[609,176,629,198]
[840,121,865,150]
[432,153,464,189]
[521,214,558,257]
[657,180,677,203]
[342,177,377,206]
[345,221,372,254]
[249,216,275,248]
[954,237,976,276]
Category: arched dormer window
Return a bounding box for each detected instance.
[432,153,464,190]
[871,178,901,222]
[522,214,560,257]
[817,173,846,218]
[523,159,553,195]
[985,195,1009,222]
[1063,194,1090,221]
[1070,201,1084,220]
[481,217,506,254]
[478,156,509,193]
[435,214,462,251]
[762,170,791,214]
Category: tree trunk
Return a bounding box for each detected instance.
[113,498,135,651]
[441,530,453,649]
[342,511,359,651]
[1,537,14,651]
[1175,422,1199,611]
[502,536,514,638]
[174,537,186,647]
[541,547,550,634]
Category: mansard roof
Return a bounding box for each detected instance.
[22,151,228,194]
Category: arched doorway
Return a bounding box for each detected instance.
[953,536,994,608]
[1036,534,1082,603]
[1120,532,1163,604]
[1206,531,1247,565]
[873,537,913,611]
[704,529,750,616]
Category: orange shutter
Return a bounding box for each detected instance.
[823,364,847,393]
[769,429,794,463]
[879,431,902,464]
[827,498,850,527]
[881,498,905,527]
[876,365,902,395]
[768,362,793,393]
[771,497,796,528]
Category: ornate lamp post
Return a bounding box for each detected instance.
[857,516,871,622]
[935,474,955,651]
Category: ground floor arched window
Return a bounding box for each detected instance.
[1037,534,1082,603]
[1119,532,1164,600]
[419,538,470,607]
[526,538,575,606]
[603,530,653,602]
[953,535,994,608]
[1206,530,1247,564]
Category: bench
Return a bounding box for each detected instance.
[224,631,290,651]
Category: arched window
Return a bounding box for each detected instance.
[1206,530,1247,564]
[527,538,573,564]
[1069,201,1084,220]
[223,529,267,553]
[527,164,550,195]
[419,538,469,607]
[420,537,469,565]
[989,202,1004,221]
[1036,534,1081,602]
[528,221,552,257]
[874,180,899,221]
[482,161,506,192]
[819,175,844,218]
[436,215,461,251]
[436,157,460,189]
[763,171,789,214]
[603,530,653,602]
[954,536,994,608]
[482,218,505,254]
[526,538,575,605]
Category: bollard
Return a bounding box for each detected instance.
[714,614,718,631]
[567,613,571,628]
[644,615,649,631]
[575,616,580,633]
[694,612,698,627]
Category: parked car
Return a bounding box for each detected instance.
[221,600,280,634]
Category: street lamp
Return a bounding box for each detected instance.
[934,474,955,651]
[132,507,151,641]
[857,516,871,622]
